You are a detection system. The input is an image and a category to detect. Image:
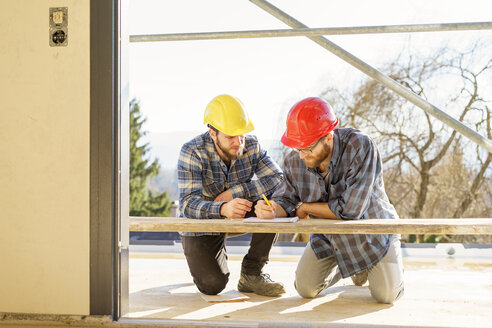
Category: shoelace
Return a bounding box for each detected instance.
[259,273,274,282]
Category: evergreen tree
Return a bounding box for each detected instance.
[130,99,172,217]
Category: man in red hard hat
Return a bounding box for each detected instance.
[255,97,404,303]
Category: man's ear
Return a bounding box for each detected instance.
[208,128,217,140]
[323,133,333,145]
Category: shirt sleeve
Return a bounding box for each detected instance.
[271,154,300,217]
[328,136,379,220]
[229,142,283,199]
[177,143,225,219]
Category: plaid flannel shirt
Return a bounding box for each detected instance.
[273,128,398,278]
[178,132,283,236]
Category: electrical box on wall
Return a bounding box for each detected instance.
[49,7,68,47]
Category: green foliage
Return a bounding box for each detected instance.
[130,99,172,217]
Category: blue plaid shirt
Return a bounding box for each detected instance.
[273,128,398,278]
[178,132,283,236]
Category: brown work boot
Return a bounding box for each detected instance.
[238,273,285,297]
[351,269,368,286]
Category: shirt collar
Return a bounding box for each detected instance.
[330,129,340,169]
[203,132,220,162]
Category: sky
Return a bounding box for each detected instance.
[128,0,492,168]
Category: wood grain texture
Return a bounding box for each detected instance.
[129,217,492,235]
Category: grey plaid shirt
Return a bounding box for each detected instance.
[178,132,283,236]
[273,128,398,278]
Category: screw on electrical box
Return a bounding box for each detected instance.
[49,7,68,47]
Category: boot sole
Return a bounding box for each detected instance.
[238,283,285,297]
[237,284,253,293]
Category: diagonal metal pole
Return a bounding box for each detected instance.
[250,0,492,153]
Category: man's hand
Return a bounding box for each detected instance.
[296,203,309,219]
[254,199,277,219]
[220,198,252,218]
[214,189,233,202]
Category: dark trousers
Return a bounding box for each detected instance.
[182,232,278,295]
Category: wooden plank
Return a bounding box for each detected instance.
[129,217,492,235]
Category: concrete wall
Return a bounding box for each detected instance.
[0,1,90,314]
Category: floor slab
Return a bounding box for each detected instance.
[126,251,492,327]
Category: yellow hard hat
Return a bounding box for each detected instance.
[204,94,255,136]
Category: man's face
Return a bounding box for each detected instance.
[296,135,332,168]
[211,129,245,162]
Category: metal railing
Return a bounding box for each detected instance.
[129,1,492,153]
[130,22,492,43]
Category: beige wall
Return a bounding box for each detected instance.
[0,1,90,314]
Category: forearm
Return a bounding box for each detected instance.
[180,195,225,219]
[274,204,288,218]
[302,202,340,220]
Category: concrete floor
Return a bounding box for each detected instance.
[125,245,492,328]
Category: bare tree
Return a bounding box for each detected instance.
[321,45,492,242]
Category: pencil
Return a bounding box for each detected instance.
[261,194,272,207]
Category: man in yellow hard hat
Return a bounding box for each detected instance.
[177,94,285,297]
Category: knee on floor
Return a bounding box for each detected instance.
[196,275,228,295]
[371,284,404,304]
[294,279,319,299]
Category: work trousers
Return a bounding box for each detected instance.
[182,232,278,295]
[295,236,404,303]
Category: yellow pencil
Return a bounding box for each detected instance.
[261,194,272,207]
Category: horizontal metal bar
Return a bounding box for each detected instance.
[130,22,492,42]
[129,217,492,235]
[251,0,492,154]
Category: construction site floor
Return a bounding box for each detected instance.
[125,244,492,328]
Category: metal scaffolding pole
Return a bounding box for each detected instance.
[250,0,492,154]
[130,22,492,43]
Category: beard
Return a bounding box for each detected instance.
[302,142,332,169]
[303,156,323,169]
[216,138,244,161]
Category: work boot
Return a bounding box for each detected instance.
[238,272,286,297]
[350,269,368,286]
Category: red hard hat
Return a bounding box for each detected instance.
[281,97,338,148]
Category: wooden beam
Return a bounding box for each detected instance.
[129,217,492,235]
